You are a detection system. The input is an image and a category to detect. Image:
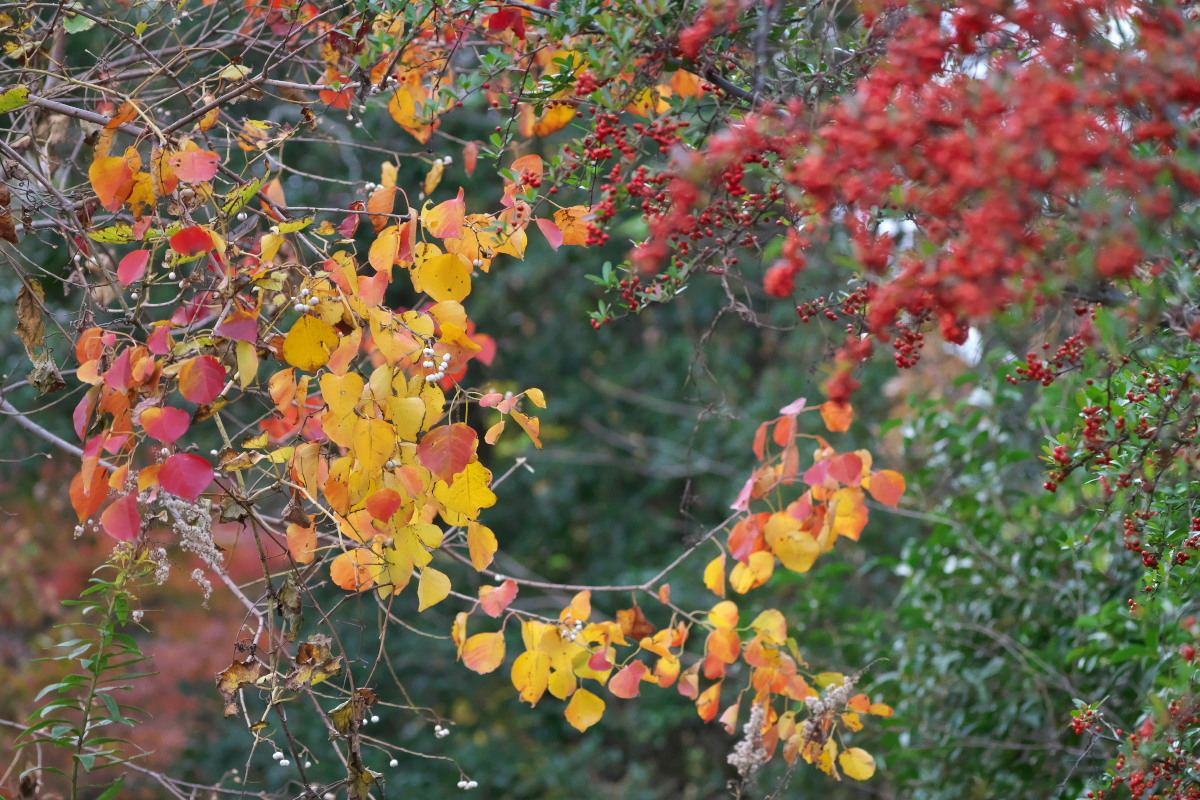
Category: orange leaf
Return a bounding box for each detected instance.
[821,400,853,432]
[367,186,398,232]
[462,632,506,674]
[866,469,906,506]
[287,523,318,564]
[330,549,375,591]
[89,156,135,212]
[696,682,722,722]
[553,206,592,246]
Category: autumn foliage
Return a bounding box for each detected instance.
[3,0,1199,795]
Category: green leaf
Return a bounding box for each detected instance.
[95,776,127,800]
[222,176,269,217]
[0,84,30,113]
[64,9,96,33]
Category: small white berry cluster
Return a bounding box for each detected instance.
[456,779,478,790]
[293,286,320,314]
[423,347,451,383]
[433,723,450,738]
[271,750,291,767]
[559,618,585,642]
[365,714,380,724]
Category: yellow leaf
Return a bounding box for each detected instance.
[838,747,876,780]
[729,550,774,593]
[369,225,400,277]
[412,252,472,302]
[387,396,426,441]
[468,521,498,570]
[371,541,413,598]
[353,417,395,474]
[424,159,445,196]
[417,566,451,611]
[320,372,364,448]
[387,72,438,144]
[524,387,547,408]
[564,688,605,732]
[235,340,258,388]
[219,64,252,81]
[283,315,338,372]
[462,632,506,674]
[433,460,497,524]
[703,553,726,598]
[511,650,551,705]
[765,511,820,573]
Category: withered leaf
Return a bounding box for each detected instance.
[0,185,17,244]
[617,604,657,640]
[329,687,378,735]
[16,280,65,394]
[283,489,312,527]
[348,762,382,800]
[276,573,304,643]
[216,657,270,718]
[284,634,343,689]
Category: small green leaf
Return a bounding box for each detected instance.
[0,84,31,113]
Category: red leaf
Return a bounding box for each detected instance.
[170,225,215,256]
[140,406,191,444]
[213,307,260,342]
[479,579,518,618]
[609,660,649,699]
[168,149,221,183]
[117,249,151,286]
[178,355,226,404]
[101,493,142,541]
[159,454,214,500]
[417,423,478,483]
[365,488,404,521]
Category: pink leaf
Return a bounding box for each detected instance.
[213,307,260,343]
[168,149,221,183]
[100,493,142,542]
[479,579,518,618]
[609,660,649,699]
[117,249,151,286]
[535,218,564,251]
[730,475,755,512]
[779,397,807,416]
[159,454,214,500]
[147,323,174,355]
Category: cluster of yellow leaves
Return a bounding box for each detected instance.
[453,591,690,732]
[678,400,905,779]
